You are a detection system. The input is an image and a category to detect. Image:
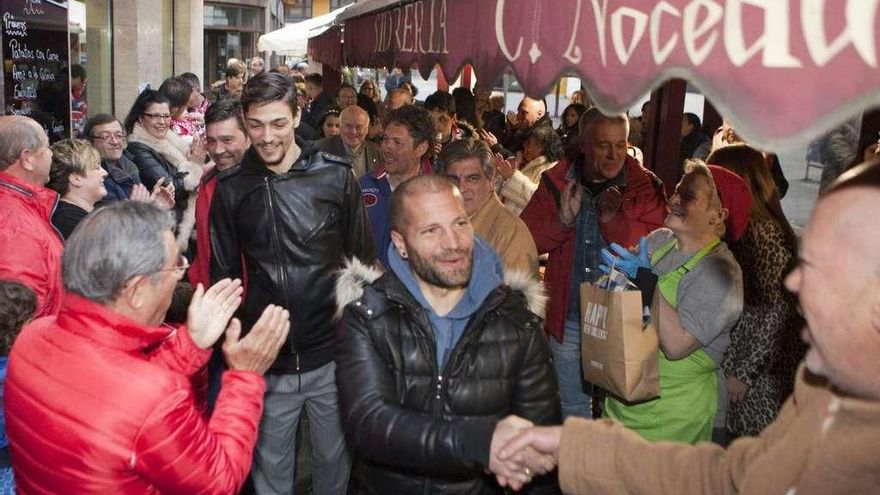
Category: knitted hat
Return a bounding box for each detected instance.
[708,165,752,241]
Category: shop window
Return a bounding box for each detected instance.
[68,0,113,135]
[285,0,312,23]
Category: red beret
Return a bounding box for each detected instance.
[708,165,752,241]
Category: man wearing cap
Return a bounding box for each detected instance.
[599,160,749,444]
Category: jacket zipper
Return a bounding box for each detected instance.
[264,175,298,370]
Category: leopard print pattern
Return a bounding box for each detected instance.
[724,218,807,437]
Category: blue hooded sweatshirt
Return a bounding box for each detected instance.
[387,236,505,369]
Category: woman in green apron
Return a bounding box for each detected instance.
[601,162,750,444]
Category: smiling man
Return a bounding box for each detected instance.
[335,175,560,494]
[315,105,383,178]
[188,98,250,288]
[84,114,142,202]
[360,105,434,265]
[521,107,667,420]
[209,72,375,495]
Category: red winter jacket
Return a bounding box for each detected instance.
[189,167,221,288]
[520,155,667,341]
[0,171,63,318]
[6,293,265,494]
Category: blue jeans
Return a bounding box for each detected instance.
[549,317,593,419]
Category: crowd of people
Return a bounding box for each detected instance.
[0,56,877,495]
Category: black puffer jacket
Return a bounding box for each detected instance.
[210,147,375,374]
[335,260,560,495]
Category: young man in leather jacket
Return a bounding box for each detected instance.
[210,72,375,495]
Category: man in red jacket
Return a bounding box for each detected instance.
[0,115,63,318]
[521,108,667,419]
[6,201,289,494]
[189,98,250,288]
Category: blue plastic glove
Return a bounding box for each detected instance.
[599,237,650,279]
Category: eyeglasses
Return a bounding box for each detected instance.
[143,112,172,121]
[156,254,190,274]
[92,132,126,142]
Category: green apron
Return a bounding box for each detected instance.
[604,238,720,444]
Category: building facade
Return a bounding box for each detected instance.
[70,0,204,125]
[204,0,284,84]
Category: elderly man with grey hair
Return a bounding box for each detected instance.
[315,105,383,177]
[5,201,290,493]
[0,115,63,318]
[520,107,667,420]
[434,138,538,277]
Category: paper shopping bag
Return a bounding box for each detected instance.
[580,282,660,402]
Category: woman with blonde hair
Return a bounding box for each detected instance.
[46,139,108,239]
[707,143,806,437]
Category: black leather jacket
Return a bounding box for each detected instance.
[210,147,375,374]
[335,264,560,495]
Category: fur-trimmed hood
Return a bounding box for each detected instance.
[128,122,203,192]
[334,257,547,320]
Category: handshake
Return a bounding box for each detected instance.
[488,416,563,491]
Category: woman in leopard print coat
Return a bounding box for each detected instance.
[709,144,807,437]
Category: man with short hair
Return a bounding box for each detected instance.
[0,115,62,318]
[210,72,374,494]
[360,105,434,265]
[316,105,382,178]
[481,96,552,157]
[189,98,250,288]
[210,63,245,104]
[387,87,414,110]
[521,108,667,419]
[5,201,290,493]
[84,114,142,202]
[249,56,265,78]
[435,138,538,277]
[335,174,560,494]
[425,90,476,157]
[499,161,880,494]
[303,72,334,130]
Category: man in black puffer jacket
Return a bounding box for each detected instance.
[210,73,375,495]
[335,175,561,494]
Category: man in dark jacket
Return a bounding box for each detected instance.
[84,114,142,202]
[335,175,560,494]
[210,73,375,495]
[315,105,382,178]
[302,72,334,130]
[480,96,552,158]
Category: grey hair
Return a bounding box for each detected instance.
[578,107,629,140]
[0,117,46,170]
[62,201,176,303]
[432,138,495,178]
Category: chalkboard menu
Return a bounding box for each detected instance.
[1,0,70,142]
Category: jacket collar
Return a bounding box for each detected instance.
[0,171,59,222]
[56,292,175,353]
[241,145,311,176]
